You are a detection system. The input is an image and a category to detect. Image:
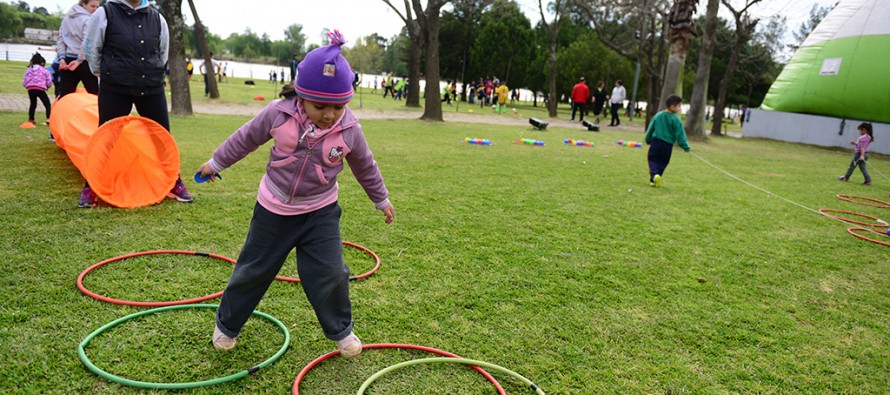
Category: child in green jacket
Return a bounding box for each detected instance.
[645,94,690,187]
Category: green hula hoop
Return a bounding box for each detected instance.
[77,304,290,389]
[357,357,546,395]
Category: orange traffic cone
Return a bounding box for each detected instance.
[19,121,36,129]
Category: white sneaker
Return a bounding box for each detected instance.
[337,332,362,358]
[212,325,237,351]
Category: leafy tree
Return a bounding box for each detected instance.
[0,3,24,37]
[789,2,837,52]
[342,35,385,76]
[283,23,306,57]
[469,0,534,87]
[659,0,697,111]
[539,0,569,118]
[382,0,422,108]
[438,0,493,90]
[685,0,719,136]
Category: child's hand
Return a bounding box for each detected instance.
[195,162,219,182]
[381,203,395,224]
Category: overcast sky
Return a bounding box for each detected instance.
[21,0,837,48]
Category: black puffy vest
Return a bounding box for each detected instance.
[100,2,165,95]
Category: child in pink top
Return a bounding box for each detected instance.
[21,53,53,128]
[838,122,874,185]
[197,31,394,358]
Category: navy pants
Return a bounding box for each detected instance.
[610,103,622,126]
[647,137,674,182]
[216,202,354,341]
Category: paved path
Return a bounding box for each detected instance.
[0,92,645,133]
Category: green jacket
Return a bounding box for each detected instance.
[644,110,691,151]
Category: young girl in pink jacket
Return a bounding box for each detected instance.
[21,53,53,129]
[196,31,395,358]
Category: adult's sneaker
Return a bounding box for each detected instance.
[78,186,97,208]
[654,174,662,188]
[337,332,362,358]
[167,179,194,202]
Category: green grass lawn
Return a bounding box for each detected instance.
[2,69,889,393]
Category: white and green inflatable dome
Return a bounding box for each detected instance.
[761,0,890,123]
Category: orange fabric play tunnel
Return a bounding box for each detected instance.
[49,93,180,208]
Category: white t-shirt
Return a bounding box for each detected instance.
[610,85,626,104]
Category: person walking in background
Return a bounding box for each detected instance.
[81,0,192,207]
[394,76,405,100]
[495,80,509,114]
[591,81,607,124]
[186,57,194,80]
[382,71,393,98]
[199,52,219,96]
[290,54,299,82]
[372,76,378,94]
[644,94,690,188]
[21,53,53,130]
[837,122,874,185]
[196,31,394,358]
[441,81,452,105]
[609,79,626,126]
[56,0,100,98]
[570,77,589,122]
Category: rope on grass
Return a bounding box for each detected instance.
[357,357,545,395]
[78,304,290,389]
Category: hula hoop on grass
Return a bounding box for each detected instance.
[817,209,889,228]
[292,343,507,395]
[78,304,290,390]
[846,227,890,247]
[77,250,234,307]
[357,357,545,395]
[274,241,381,283]
[835,194,890,209]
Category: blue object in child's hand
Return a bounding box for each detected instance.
[194,171,221,183]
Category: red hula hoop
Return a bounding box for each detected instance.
[76,250,232,307]
[292,343,507,395]
[847,227,890,247]
[835,194,890,209]
[78,242,381,307]
[818,209,890,228]
[274,241,381,283]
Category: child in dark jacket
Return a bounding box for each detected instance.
[21,53,53,129]
[196,31,395,358]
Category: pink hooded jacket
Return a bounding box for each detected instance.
[22,65,53,91]
[207,96,389,216]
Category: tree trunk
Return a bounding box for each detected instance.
[414,0,446,121]
[161,0,192,115]
[658,0,697,111]
[547,35,558,117]
[711,22,755,136]
[186,0,218,99]
[685,0,719,137]
[405,30,421,108]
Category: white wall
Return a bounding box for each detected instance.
[744,109,889,155]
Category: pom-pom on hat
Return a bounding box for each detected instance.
[295,30,354,105]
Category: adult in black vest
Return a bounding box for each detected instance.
[80,0,192,208]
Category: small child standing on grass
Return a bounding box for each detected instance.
[196,31,395,358]
[21,53,53,129]
[837,122,874,185]
[644,94,690,187]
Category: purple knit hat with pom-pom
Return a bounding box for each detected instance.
[295,30,354,104]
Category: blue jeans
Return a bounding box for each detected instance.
[216,202,353,341]
[843,152,871,183]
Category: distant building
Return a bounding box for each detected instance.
[24,28,59,42]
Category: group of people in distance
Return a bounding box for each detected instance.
[570,77,626,126]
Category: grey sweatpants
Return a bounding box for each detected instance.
[216,202,353,341]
